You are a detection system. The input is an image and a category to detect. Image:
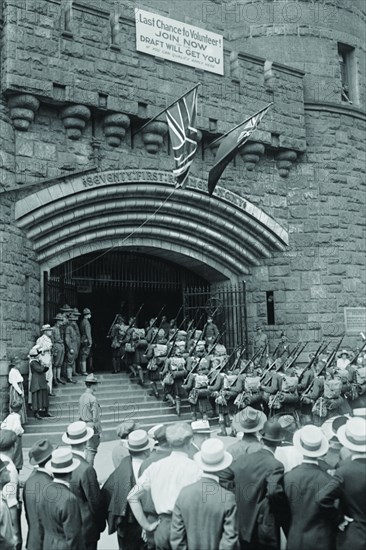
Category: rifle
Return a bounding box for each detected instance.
[260,342,302,386]
[349,341,366,365]
[183,331,224,385]
[107,314,119,339]
[301,333,345,399]
[144,305,167,353]
[209,344,240,386]
[297,340,327,381]
[229,345,247,372]
[283,341,308,371]
[228,346,252,387]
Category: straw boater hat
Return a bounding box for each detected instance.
[293,425,329,457]
[194,438,233,472]
[337,417,366,453]
[29,439,53,466]
[191,420,214,434]
[232,407,267,434]
[28,346,41,358]
[41,324,52,332]
[353,408,366,418]
[125,430,154,452]
[148,424,167,444]
[62,421,94,445]
[46,447,80,474]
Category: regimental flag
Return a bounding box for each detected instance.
[166,86,199,188]
[208,103,272,196]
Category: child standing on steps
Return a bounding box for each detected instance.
[1,403,24,473]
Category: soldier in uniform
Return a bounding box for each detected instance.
[202,316,219,347]
[64,313,78,384]
[80,308,93,376]
[274,331,290,360]
[71,308,81,375]
[59,304,74,381]
[162,342,187,417]
[253,324,269,368]
[78,374,101,466]
[51,313,66,385]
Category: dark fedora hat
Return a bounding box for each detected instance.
[260,420,284,444]
[29,439,53,465]
[0,429,17,451]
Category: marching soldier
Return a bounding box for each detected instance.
[80,308,93,376]
[210,360,238,436]
[182,356,212,421]
[51,313,66,385]
[162,342,187,416]
[253,324,269,368]
[146,330,167,399]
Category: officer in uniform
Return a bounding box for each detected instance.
[71,308,81,375]
[64,313,78,384]
[78,374,101,466]
[80,308,93,376]
[51,313,66,385]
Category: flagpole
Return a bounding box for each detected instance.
[206,102,273,149]
[132,82,201,137]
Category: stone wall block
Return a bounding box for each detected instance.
[8,94,40,131]
[239,142,265,171]
[275,149,297,177]
[103,113,130,147]
[141,120,168,154]
[60,104,91,140]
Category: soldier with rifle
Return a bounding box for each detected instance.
[210,345,244,436]
[109,314,127,374]
[145,327,168,399]
[160,332,187,416]
[124,305,144,380]
[182,333,222,421]
[233,347,265,412]
[297,341,327,422]
[253,323,269,368]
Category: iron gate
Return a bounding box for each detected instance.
[183,282,247,353]
[43,272,78,324]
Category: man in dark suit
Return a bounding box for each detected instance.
[170,438,238,550]
[323,417,366,550]
[231,420,285,550]
[102,429,153,550]
[282,425,339,550]
[62,421,105,550]
[39,447,82,550]
[23,439,54,550]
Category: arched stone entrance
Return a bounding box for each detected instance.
[15,168,288,279]
[14,169,288,365]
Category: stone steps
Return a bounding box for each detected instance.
[23,372,194,447]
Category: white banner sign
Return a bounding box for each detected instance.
[135,8,224,75]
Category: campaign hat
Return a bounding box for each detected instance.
[232,407,267,434]
[85,373,99,384]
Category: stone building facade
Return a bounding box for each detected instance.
[0,0,365,404]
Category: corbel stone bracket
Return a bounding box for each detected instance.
[8,94,40,131]
[60,104,91,140]
[103,113,130,147]
[141,120,168,154]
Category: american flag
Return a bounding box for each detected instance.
[208,104,272,195]
[166,86,199,187]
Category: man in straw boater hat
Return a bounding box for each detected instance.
[231,420,284,550]
[23,439,53,550]
[62,421,105,550]
[322,417,366,550]
[280,425,339,550]
[39,447,82,550]
[127,422,201,550]
[227,406,266,462]
[102,429,154,550]
[170,438,238,550]
[78,373,101,466]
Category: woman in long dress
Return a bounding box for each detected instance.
[28,346,50,420]
[8,356,27,424]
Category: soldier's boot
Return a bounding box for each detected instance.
[217,414,227,436]
[56,367,65,384]
[175,398,181,417]
[80,360,87,376]
[137,366,145,386]
[166,393,176,406]
[66,366,76,384]
[228,415,236,436]
[149,382,159,399]
[128,365,137,378]
[112,358,118,373]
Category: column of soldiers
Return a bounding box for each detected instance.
[108,311,366,433]
[27,304,93,419]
